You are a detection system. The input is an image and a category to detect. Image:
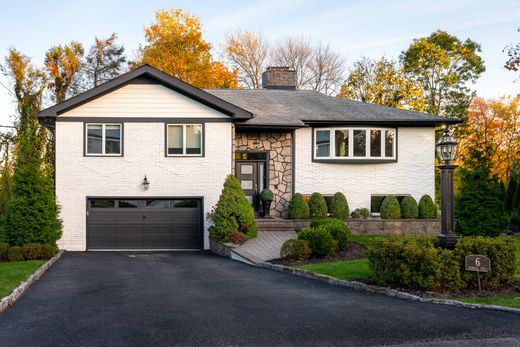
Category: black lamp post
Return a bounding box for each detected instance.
[436,128,459,249]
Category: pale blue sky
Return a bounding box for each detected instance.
[1,0,519,126]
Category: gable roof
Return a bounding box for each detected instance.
[205,89,461,127]
[36,65,253,120]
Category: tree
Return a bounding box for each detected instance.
[44,41,84,103]
[135,8,237,88]
[306,43,345,95]
[400,30,485,119]
[504,28,520,76]
[84,33,126,88]
[224,30,270,89]
[337,57,426,111]
[271,35,313,89]
[0,153,12,217]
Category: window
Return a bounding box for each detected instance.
[146,200,172,208]
[313,127,396,161]
[89,199,115,208]
[86,123,122,156]
[167,124,202,156]
[118,200,142,208]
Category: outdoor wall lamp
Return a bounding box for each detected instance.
[142,175,150,190]
[436,128,459,249]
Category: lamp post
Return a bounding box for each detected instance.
[436,128,459,249]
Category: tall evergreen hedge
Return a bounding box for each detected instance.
[329,192,349,219]
[380,195,400,219]
[400,196,418,219]
[418,195,438,219]
[308,192,328,218]
[287,193,310,219]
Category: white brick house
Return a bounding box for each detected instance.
[37,65,458,251]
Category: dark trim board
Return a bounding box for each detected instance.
[306,120,460,127]
[58,117,232,123]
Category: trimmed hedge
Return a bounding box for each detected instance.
[260,189,274,202]
[329,192,349,219]
[351,208,369,219]
[308,193,328,218]
[41,244,56,260]
[380,195,401,219]
[288,193,310,219]
[0,242,8,261]
[400,196,418,219]
[367,236,516,291]
[419,195,437,219]
[7,246,24,262]
[23,243,43,260]
[310,218,351,251]
[280,239,312,261]
[297,226,336,258]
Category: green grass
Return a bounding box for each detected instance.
[297,259,371,281]
[455,296,520,309]
[0,260,45,298]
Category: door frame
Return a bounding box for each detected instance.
[234,150,269,212]
[85,196,204,251]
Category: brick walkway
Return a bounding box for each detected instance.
[232,231,296,264]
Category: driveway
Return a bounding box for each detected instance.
[1,252,520,346]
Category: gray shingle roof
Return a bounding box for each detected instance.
[205,89,459,127]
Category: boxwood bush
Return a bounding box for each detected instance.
[351,208,370,219]
[280,239,312,261]
[329,192,349,219]
[308,193,328,219]
[400,196,418,219]
[418,195,438,219]
[310,218,351,251]
[379,195,401,219]
[0,242,8,261]
[297,226,336,258]
[7,246,25,262]
[40,244,56,260]
[22,243,42,260]
[287,193,310,219]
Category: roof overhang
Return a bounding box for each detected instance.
[301,118,462,127]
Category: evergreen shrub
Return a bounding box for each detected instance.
[329,192,349,219]
[287,193,310,219]
[308,193,328,219]
[380,195,401,219]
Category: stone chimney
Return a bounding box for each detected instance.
[262,67,296,90]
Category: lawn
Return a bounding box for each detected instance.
[0,260,45,298]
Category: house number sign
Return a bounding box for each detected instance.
[465,255,491,291]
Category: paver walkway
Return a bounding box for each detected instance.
[232,231,295,263]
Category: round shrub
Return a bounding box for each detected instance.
[22,243,42,260]
[7,246,25,262]
[380,195,401,219]
[400,196,418,219]
[288,193,310,219]
[280,239,312,261]
[329,192,349,219]
[40,244,56,260]
[310,218,351,251]
[0,242,9,262]
[260,189,274,202]
[308,193,328,219]
[351,208,370,219]
[418,195,438,219]
[297,226,336,258]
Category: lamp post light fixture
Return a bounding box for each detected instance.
[142,175,150,191]
[436,128,459,249]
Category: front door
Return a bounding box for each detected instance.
[236,161,266,211]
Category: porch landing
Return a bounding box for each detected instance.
[232,231,296,264]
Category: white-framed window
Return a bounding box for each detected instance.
[166,124,203,156]
[85,123,122,156]
[313,127,396,160]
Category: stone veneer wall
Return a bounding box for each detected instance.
[234,132,292,217]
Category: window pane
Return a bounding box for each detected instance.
[186,125,202,155]
[87,125,102,154]
[118,200,141,208]
[353,130,366,157]
[335,130,349,157]
[241,180,253,190]
[89,199,115,208]
[315,130,330,157]
[240,164,254,175]
[105,125,121,154]
[385,130,395,157]
[173,200,198,208]
[370,130,381,157]
[168,125,183,155]
[146,200,171,208]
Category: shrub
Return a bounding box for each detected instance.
[379,195,401,219]
[260,189,274,202]
[0,242,8,261]
[329,192,349,219]
[229,232,247,244]
[400,196,418,219]
[418,195,438,219]
[308,193,328,218]
[351,208,370,219]
[40,244,56,260]
[280,239,312,261]
[22,243,42,260]
[208,175,257,242]
[7,246,25,262]
[310,218,351,251]
[455,236,516,290]
[288,193,310,219]
[297,226,336,258]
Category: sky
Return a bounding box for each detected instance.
[0,0,519,127]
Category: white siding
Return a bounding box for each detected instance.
[294,127,435,211]
[55,121,232,251]
[59,84,228,118]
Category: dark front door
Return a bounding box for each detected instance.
[236,161,266,211]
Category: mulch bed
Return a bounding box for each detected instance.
[269,242,365,266]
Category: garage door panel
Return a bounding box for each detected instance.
[174,211,200,223]
[116,212,145,224]
[89,236,116,249]
[89,224,116,235]
[89,213,117,224]
[143,212,173,223]
[116,225,143,235]
[144,224,172,235]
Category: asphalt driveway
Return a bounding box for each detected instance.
[1,252,520,346]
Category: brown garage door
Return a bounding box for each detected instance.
[87,198,202,250]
